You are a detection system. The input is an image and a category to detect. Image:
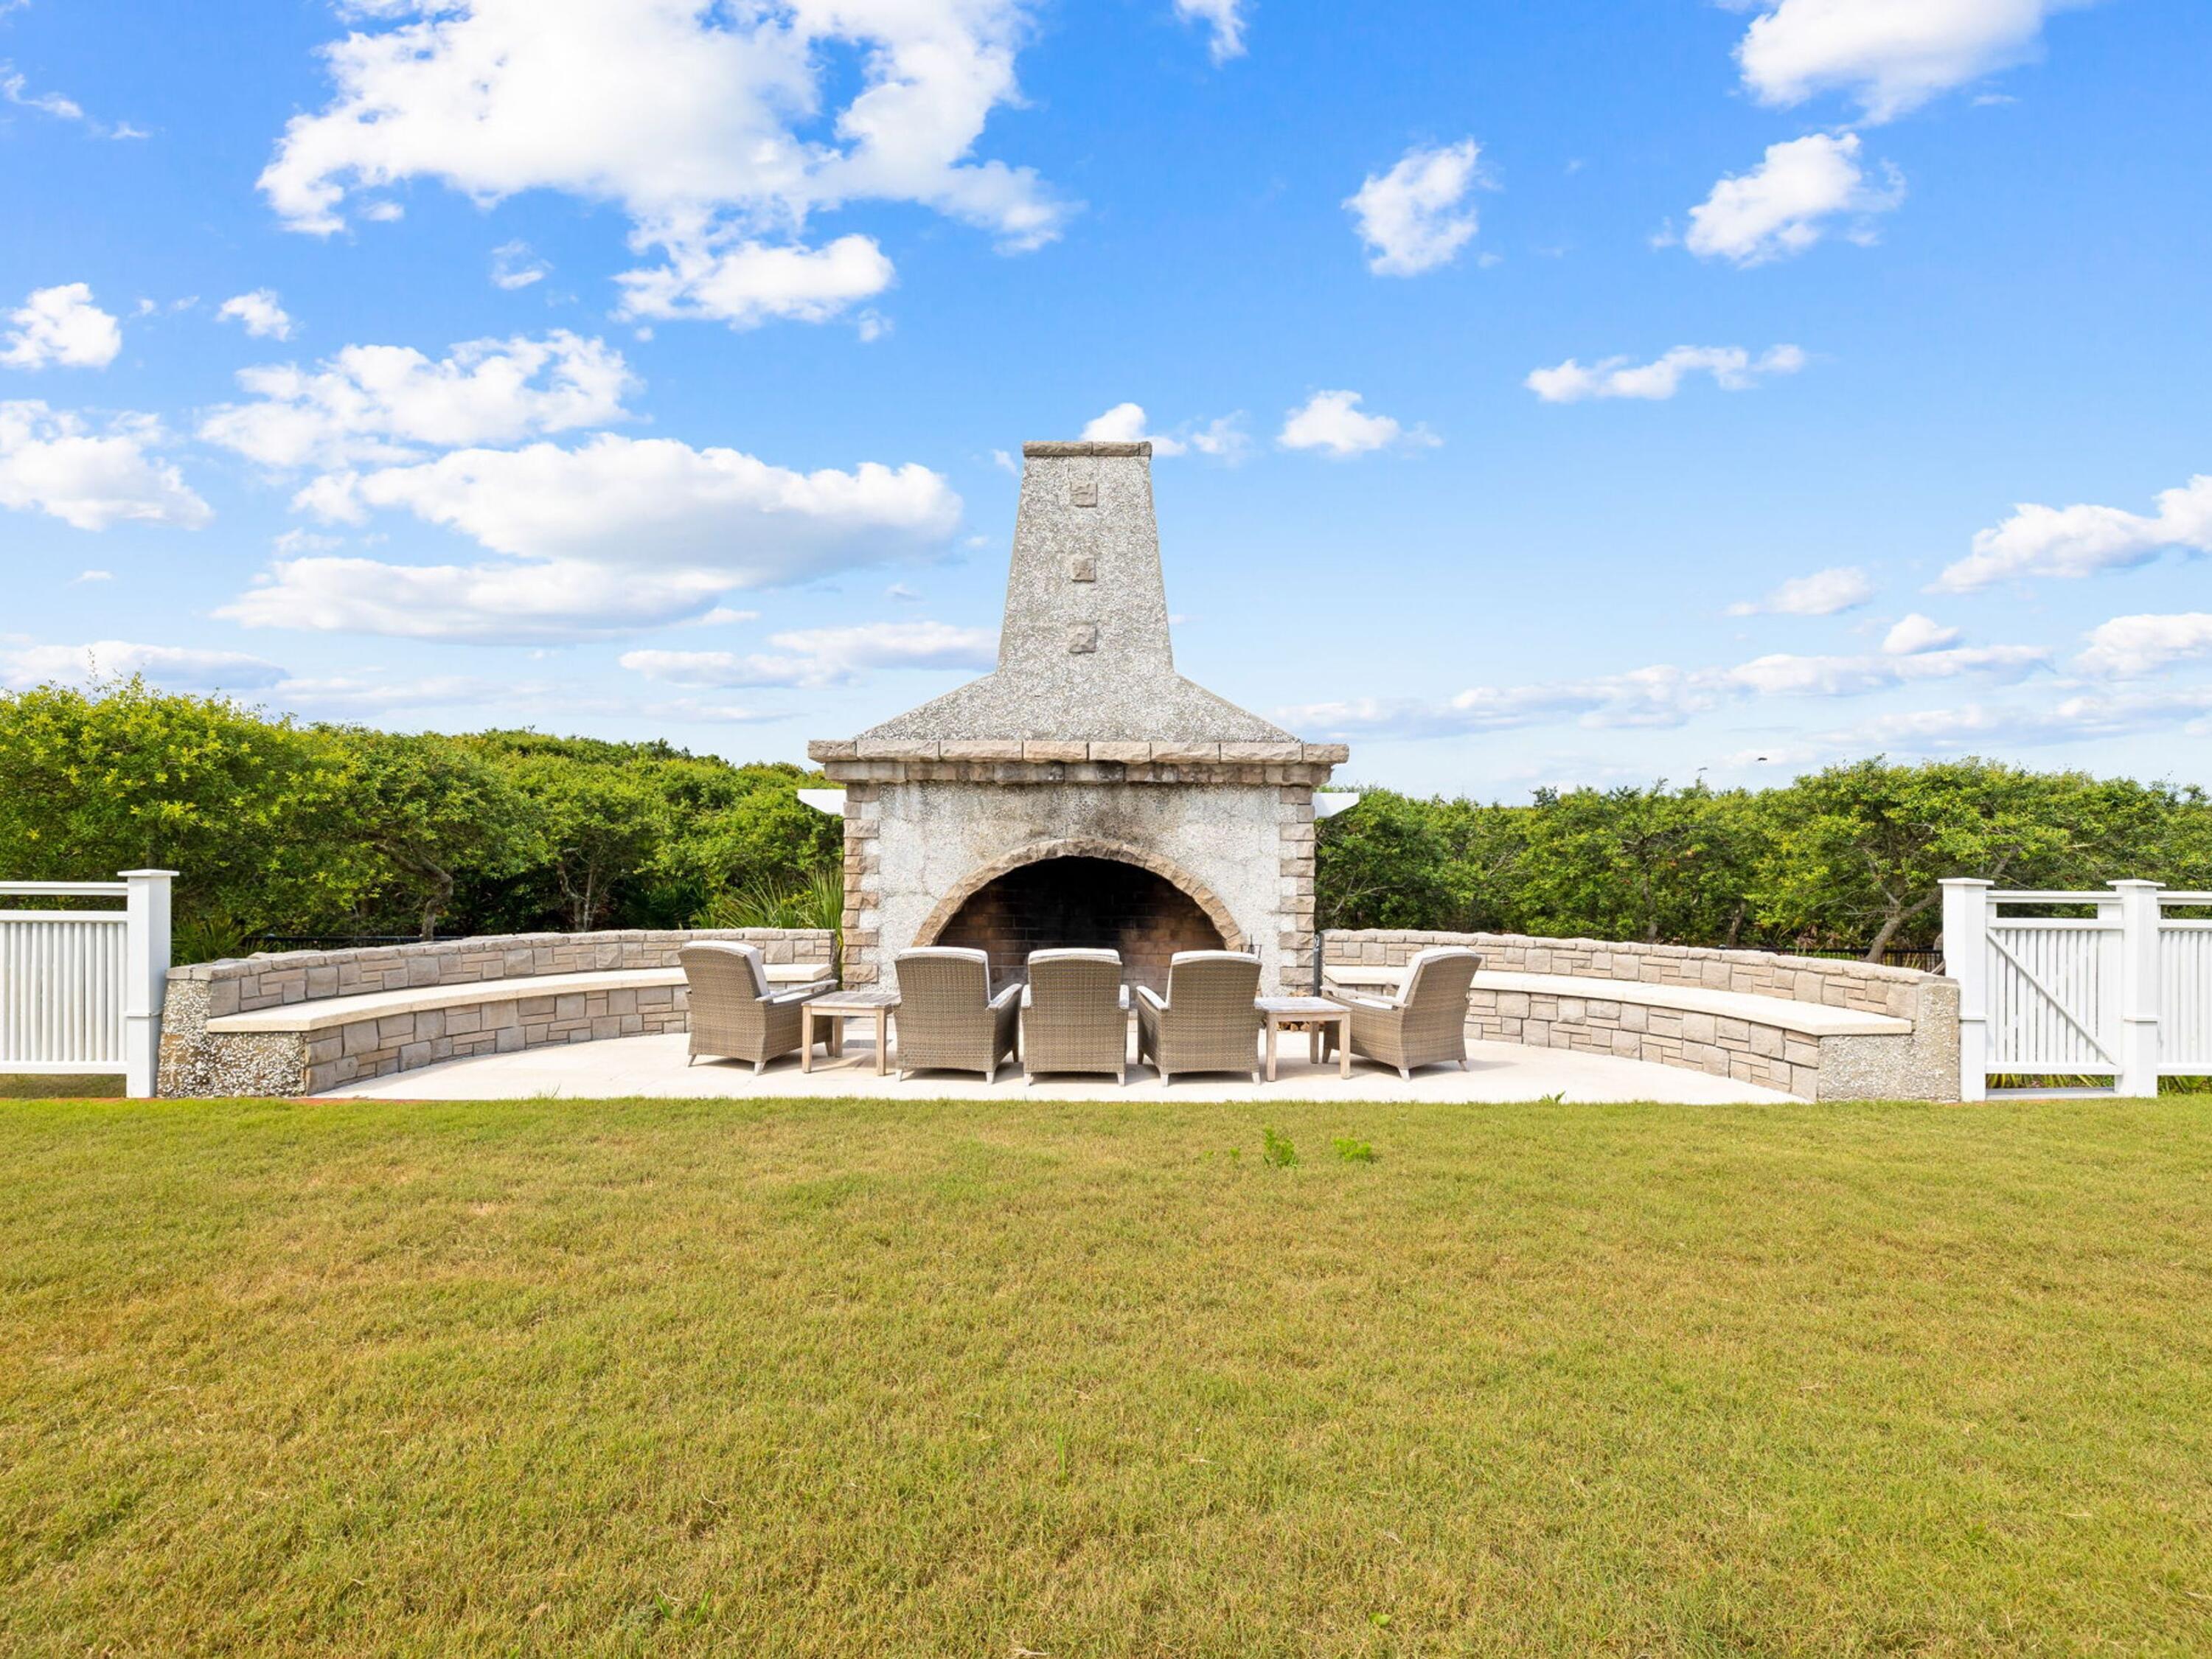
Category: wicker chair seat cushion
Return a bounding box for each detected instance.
[682,939,771,998]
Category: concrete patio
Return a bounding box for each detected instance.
[318,1029,1796,1103]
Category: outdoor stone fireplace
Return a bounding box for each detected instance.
[808,439,1349,994]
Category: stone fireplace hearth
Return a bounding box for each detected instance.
[809,440,1349,995]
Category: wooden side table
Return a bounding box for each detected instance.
[801,987,900,1077]
[1256,996,1352,1082]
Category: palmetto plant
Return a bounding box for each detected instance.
[170,911,260,967]
[697,867,844,934]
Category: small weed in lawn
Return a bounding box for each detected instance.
[1332,1136,1376,1164]
[1261,1126,1298,1167]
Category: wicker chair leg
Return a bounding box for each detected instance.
[755,1057,767,1076]
[1399,1065,1411,1082]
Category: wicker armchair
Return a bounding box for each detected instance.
[1325,947,1482,1079]
[891,947,1020,1082]
[1135,950,1262,1084]
[1021,948,1130,1084]
[681,942,834,1074]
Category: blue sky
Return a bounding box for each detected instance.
[4,0,2208,799]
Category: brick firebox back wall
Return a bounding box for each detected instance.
[932,856,1225,995]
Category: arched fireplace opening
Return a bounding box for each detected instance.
[931,856,1226,995]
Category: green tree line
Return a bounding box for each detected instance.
[1321,768,2212,957]
[7,679,2211,963]
[0,679,839,958]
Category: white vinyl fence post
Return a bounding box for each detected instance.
[1940,878,1993,1102]
[2112,879,2163,1098]
[122,869,174,1098]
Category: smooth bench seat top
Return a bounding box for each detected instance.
[205,964,831,1035]
[1324,967,1910,1039]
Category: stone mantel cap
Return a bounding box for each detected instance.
[1022,440,1150,457]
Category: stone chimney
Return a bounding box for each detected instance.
[858,440,1290,744]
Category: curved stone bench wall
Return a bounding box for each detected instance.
[159,930,835,1097]
[1323,930,1960,1102]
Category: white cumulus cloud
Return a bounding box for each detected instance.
[2075,612,2212,679]
[1527,344,1807,403]
[1080,402,1249,462]
[616,233,894,329]
[2,63,143,137]
[1278,635,2048,741]
[1174,0,1248,63]
[1935,473,2212,591]
[1882,612,1963,654]
[257,0,1066,327]
[1,283,122,369]
[1276,389,1434,459]
[1681,133,1903,265]
[225,438,962,641]
[216,289,295,341]
[1,65,83,122]
[0,402,212,531]
[490,240,550,291]
[1725,566,1874,617]
[1736,0,2093,123]
[1802,685,2212,755]
[0,640,284,692]
[198,331,638,470]
[220,557,734,643]
[1344,139,1483,276]
[622,620,995,689]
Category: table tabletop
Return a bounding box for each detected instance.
[806,987,900,1012]
[1256,996,1349,1018]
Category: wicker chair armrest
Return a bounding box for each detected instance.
[765,981,834,1006]
[1134,985,1168,1014]
[989,982,1022,1010]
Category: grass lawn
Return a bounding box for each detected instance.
[2,1096,2208,1655]
[0,1073,122,1099]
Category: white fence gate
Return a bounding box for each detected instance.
[1941,878,2212,1099]
[0,871,173,1096]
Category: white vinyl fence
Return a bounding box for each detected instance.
[0,871,173,1096]
[1941,878,2212,1099]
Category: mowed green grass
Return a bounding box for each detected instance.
[0,1073,122,1099]
[2,1096,2209,1656]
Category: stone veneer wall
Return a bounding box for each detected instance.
[1326,931,1933,1016]
[1323,930,1961,1101]
[159,929,835,1097]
